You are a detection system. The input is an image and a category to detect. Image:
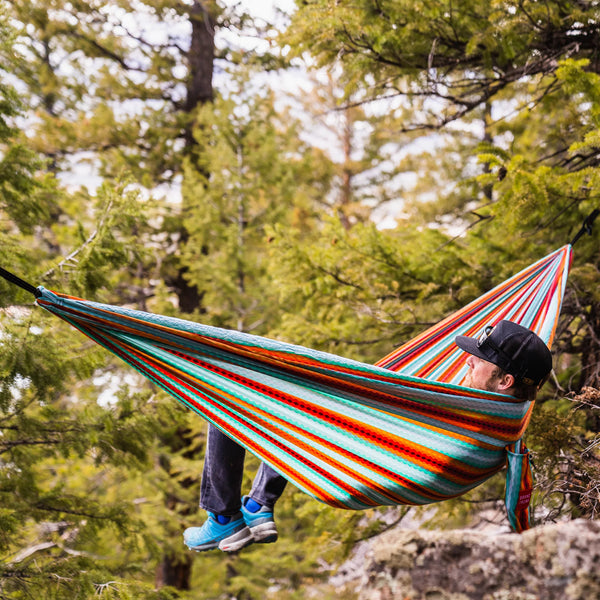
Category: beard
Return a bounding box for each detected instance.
[463,371,473,388]
[463,370,501,393]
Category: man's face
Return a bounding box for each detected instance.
[463,354,504,392]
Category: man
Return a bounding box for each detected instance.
[183,425,287,552]
[455,319,553,400]
[184,319,552,553]
[455,320,552,533]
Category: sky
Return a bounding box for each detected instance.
[58,0,299,197]
[216,0,298,59]
[222,0,297,21]
[59,0,409,229]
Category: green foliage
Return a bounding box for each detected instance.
[268,217,482,361]
[181,480,394,600]
[0,18,167,593]
[3,0,195,183]
[2,0,600,597]
[285,0,600,112]
[527,388,600,522]
[1,187,166,598]
[180,83,328,333]
[283,0,600,532]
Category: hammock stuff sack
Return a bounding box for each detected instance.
[5,245,571,532]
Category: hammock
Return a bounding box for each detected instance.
[0,245,572,532]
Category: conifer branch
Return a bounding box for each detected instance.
[0,439,62,454]
[42,198,114,280]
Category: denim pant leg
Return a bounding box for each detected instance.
[200,424,245,515]
[249,462,288,510]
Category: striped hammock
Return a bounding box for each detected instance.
[32,245,571,532]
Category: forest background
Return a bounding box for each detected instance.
[1,0,599,598]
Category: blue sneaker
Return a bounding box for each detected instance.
[241,496,278,544]
[183,512,253,552]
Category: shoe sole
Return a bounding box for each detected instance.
[186,540,219,552]
[186,525,253,553]
[249,522,278,544]
[218,525,253,552]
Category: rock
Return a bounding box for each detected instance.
[342,520,600,600]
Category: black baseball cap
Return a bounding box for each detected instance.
[455,320,552,387]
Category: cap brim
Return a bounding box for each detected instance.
[455,335,489,362]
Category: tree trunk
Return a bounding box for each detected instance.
[169,0,216,313]
[156,1,216,589]
[155,552,193,590]
[184,0,216,148]
[579,301,600,393]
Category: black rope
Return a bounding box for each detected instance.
[570,209,600,246]
[0,267,41,298]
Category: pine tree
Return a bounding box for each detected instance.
[0,13,172,597]
[180,81,327,332]
[281,0,600,525]
[1,2,306,593]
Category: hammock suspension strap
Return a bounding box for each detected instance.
[570,208,600,246]
[0,267,41,298]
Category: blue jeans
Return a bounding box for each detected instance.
[200,424,288,515]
